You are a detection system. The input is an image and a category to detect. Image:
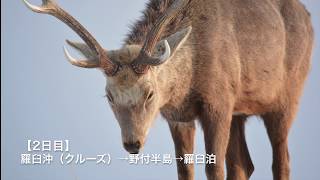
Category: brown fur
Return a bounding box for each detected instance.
[27,0,314,179]
[119,0,313,180]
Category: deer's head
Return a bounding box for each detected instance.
[24,0,191,153]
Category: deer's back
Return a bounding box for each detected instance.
[190,0,313,114]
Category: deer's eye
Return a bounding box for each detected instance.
[106,91,114,104]
[147,91,154,101]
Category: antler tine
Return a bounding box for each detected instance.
[23,0,118,75]
[23,0,52,13]
[63,46,100,68]
[141,0,188,57]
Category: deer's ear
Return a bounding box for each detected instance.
[154,26,192,57]
[65,40,98,60]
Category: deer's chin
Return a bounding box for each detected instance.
[127,149,140,154]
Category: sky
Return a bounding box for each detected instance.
[1,0,319,180]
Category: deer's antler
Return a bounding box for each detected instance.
[131,0,189,74]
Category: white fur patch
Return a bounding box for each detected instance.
[112,84,144,106]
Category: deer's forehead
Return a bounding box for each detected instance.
[114,84,144,105]
[106,66,139,86]
[107,74,151,90]
[106,62,154,87]
[106,63,154,105]
[107,80,151,106]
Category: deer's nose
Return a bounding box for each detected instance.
[123,141,141,154]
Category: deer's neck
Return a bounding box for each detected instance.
[157,39,194,107]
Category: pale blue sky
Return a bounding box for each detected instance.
[2,0,319,180]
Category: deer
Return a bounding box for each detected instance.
[23,0,314,180]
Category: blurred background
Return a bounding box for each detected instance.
[1,0,319,179]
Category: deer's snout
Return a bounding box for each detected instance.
[123,141,141,154]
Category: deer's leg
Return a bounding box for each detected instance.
[200,103,233,180]
[262,107,296,180]
[168,121,196,180]
[226,116,254,180]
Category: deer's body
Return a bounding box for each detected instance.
[125,1,313,179]
[126,0,313,118]
[24,0,313,179]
